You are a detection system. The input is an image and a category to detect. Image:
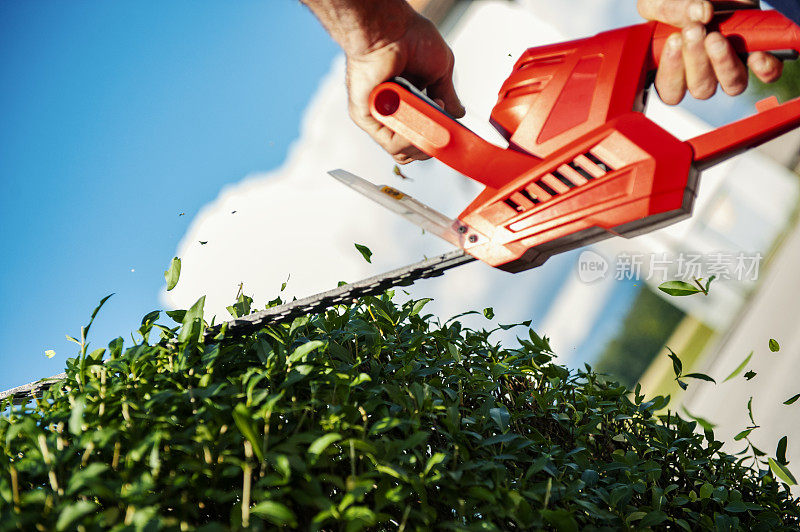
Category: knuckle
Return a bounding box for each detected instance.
[704,34,730,59]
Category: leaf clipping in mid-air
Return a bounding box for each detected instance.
[658,281,702,297]
[784,393,800,406]
[683,372,716,384]
[747,396,756,426]
[666,347,682,378]
[723,351,753,383]
[354,243,373,264]
[769,338,781,352]
[777,436,789,465]
[164,257,181,291]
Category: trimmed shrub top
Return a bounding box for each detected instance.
[1,291,798,530]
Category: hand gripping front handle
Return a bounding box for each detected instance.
[369,78,538,190]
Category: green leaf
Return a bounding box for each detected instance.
[165,309,186,323]
[777,436,788,465]
[769,457,798,485]
[703,275,716,293]
[640,510,668,527]
[370,417,402,434]
[69,398,85,436]
[724,501,748,513]
[66,463,109,495]
[744,370,757,380]
[658,280,702,296]
[410,298,433,316]
[489,405,511,432]
[85,293,114,339]
[683,372,716,384]
[423,452,446,476]
[542,509,578,532]
[251,500,297,527]
[747,396,756,426]
[354,243,372,263]
[56,501,97,531]
[681,406,716,431]
[666,347,682,378]
[164,257,181,291]
[481,433,520,446]
[734,428,753,441]
[232,403,264,461]
[287,340,324,365]
[140,310,160,328]
[308,433,342,458]
[226,294,253,319]
[784,393,800,405]
[483,307,495,320]
[723,351,752,382]
[177,296,205,344]
[769,338,780,352]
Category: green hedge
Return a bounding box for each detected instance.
[1,292,798,530]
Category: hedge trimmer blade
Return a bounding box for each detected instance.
[208,249,474,339]
[1,250,475,404]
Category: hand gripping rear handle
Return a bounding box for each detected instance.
[650,9,800,64]
[651,9,800,168]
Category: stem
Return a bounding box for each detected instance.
[242,441,253,528]
[692,278,708,296]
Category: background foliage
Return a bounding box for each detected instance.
[1,290,799,530]
[595,287,685,388]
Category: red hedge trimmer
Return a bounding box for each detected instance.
[4,8,800,403]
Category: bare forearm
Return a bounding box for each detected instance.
[301,0,415,55]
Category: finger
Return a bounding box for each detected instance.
[704,32,748,96]
[344,54,430,161]
[748,52,783,84]
[655,33,687,105]
[682,23,717,99]
[426,66,466,118]
[638,0,712,27]
[394,149,431,165]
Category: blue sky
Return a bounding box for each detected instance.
[0,1,338,392]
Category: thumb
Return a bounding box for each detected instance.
[427,71,466,118]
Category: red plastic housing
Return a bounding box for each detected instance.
[369,9,800,272]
